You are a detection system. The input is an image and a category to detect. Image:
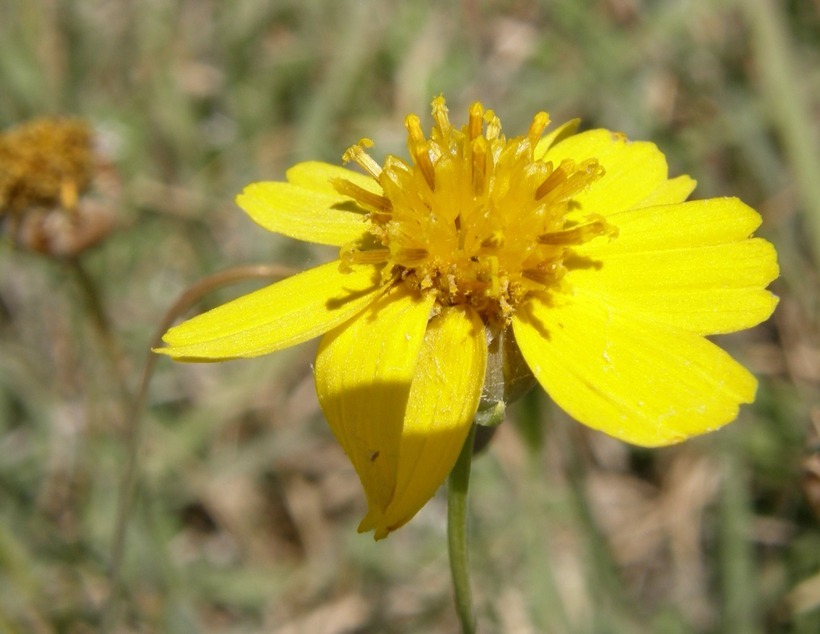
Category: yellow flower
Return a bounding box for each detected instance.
[157,97,779,539]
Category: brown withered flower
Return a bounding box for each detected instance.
[0,117,119,257]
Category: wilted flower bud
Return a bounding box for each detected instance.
[0,117,119,257]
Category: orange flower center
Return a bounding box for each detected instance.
[335,97,616,327]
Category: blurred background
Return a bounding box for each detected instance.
[1,0,819,632]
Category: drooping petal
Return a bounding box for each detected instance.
[157,262,385,360]
[512,293,758,447]
[314,285,435,528]
[543,129,669,216]
[358,305,487,539]
[236,181,368,246]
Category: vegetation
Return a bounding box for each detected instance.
[1,0,818,631]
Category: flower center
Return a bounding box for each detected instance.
[335,97,616,327]
[0,117,94,216]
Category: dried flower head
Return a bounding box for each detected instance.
[0,117,118,257]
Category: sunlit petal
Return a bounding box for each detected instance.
[358,306,487,538]
[568,241,778,334]
[634,174,697,207]
[157,262,385,360]
[285,160,382,196]
[579,198,766,254]
[237,181,368,246]
[513,293,758,447]
[544,129,669,215]
[314,285,435,524]
[565,198,779,334]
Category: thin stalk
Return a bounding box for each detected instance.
[448,423,478,634]
[66,257,132,406]
[100,264,293,633]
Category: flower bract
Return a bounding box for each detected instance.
[157,97,778,539]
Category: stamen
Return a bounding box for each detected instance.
[535,160,569,200]
[337,97,619,327]
[468,102,484,141]
[431,95,451,140]
[471,136,488,196]
[538,216,617,246]
[579,158,606,180]
[535,158,604,203]
[395,247,429,264]
[405,114,436,190]
[526,112,550,149]
[343,139,382,180]
[340,244,390,265]
[484,110,501,141]
[522,264,563,286]
[331,178,392,212]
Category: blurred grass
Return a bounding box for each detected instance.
[1,0,819,632]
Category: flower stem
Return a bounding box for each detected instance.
[448,422,477,634]
[66,257,131,405]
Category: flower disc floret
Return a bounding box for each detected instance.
[335,96,614,328]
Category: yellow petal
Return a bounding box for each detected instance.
[512,293,758,447]
[579,198,766,255]
[314,285,435,525]
[634,174,697,207]
[566,198,779,334]
[358,306,487,538]
[543,129,669,215]
[285,161,382,197]
[533,118,581,160]
[568,243,778,334]
[157,262,385,360]
[236,181,368,246]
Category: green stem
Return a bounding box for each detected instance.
[448,423,477,634]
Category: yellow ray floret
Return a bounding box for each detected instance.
[315,285,486,539]
[157,262,385,360]
[512,294,759,447]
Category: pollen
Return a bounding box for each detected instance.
[337,97,616,328]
